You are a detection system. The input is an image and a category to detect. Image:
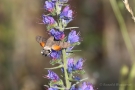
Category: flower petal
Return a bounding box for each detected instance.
[42,15,56,25]
[44,1,55,12]
[46,70,59,81]
[74,58,83,70]
[68,30,79,44]
[49,50,61,59]
[50,29,65,40]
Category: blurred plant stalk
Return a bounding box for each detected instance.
[110,0,135,90]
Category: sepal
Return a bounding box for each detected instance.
[72,70,85,74]
[49,79,64,86]
[50,59,62,65]
[47,23,58,30]
[71,42,81,46]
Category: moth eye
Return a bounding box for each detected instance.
[45,50,51,54]
[40,42,45,47]
[48,50,51,53]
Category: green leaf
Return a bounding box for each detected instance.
[44,65,63,70]
[66,50,82,53]
[65,27,79,30]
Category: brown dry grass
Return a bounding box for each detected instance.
[123,0,135,22]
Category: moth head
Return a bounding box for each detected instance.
[41,48,52,56]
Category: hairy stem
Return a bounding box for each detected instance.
[62,49,70,89]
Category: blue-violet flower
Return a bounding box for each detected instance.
[67,58,84,73]
[73,76,81,81]
[46,70,60,81]
[42,15,56,25]
[49,50,61,59]
[79,82,94,90]
[60,5,73,20]
[68,30,79,44]
[67,58,74,73]
[50,29,65,40]
[48,87,58,90]
[44,1,55,12]
[74,58,84,70]
[70,85,77,90]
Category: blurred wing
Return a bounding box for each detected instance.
[52,44,61,51]
[36,36,46,47]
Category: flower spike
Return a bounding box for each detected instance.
[37,0,95,89]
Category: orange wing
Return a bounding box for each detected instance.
[36,36,46,47]
[52,45,61,51]
[40,42,45,47]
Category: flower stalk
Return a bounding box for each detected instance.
[62,49,71,89]
[36,0,94,90]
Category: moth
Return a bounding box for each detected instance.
[36,36,71,56]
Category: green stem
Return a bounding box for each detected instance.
[127,63,135,90]
[62,49,70,89]
[110,0,135,62]
[110,0,135,90]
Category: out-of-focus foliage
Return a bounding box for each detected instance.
[0,0,135,90]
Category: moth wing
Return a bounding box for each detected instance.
[36,36,46,47]
[45,36,54,46]
[61,42,71,48]
[51,44,61,51]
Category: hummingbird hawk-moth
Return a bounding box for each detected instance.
[36,36,70,56]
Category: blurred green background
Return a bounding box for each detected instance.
[0,0,135,90]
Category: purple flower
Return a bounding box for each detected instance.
[46,70,60,81]
[47,86,58,90]
[71,82,94,90]
[68,30,79,44]
[74,58,84,70]
[49,50,61,59]
[59,0,68,3]
[50,0,68,2]
[70,85,77,90]
[44,1,55,12]
[49,29,65,40]
[42,15,56,25]
[73,76,81,81]
[67,58,84,73]
[48,87,58,90]
[60,5,73,19]
[60,6,73,23]
[67,58,75,73]
[79,82,94,90]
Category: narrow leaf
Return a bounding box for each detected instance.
[44,65,63,70]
